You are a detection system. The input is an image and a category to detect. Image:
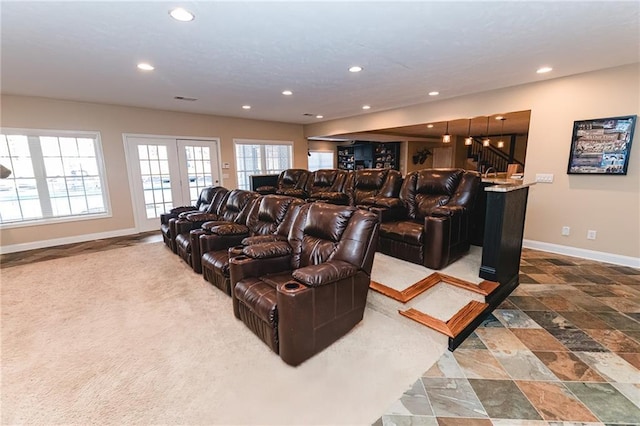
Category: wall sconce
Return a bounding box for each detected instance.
[464,118,473,145]
[442,121,451,143]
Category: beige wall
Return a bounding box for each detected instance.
[305,64,640,260]
[1,95,305,247]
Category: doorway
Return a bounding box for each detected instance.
[124,135,221,232]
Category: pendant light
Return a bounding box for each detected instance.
[482,116,491,147]
[442,121,451,143]
[464,119,473,145]
[497,117,506,149]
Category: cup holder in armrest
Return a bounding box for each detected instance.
[229,245,244,256]
[281,281,305,292]
[232,255,249,262]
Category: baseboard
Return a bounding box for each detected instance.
[0,228,138,254]
[523,239,640,268]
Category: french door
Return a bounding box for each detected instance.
[124,136,221,231]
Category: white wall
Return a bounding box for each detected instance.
[305,64,640,264]
[0,96,305,249]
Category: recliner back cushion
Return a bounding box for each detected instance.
[355,169,387,190]
[206,187,230,214]
[219,190,259,223]
[289,203,355,268]
[246,195,298,236]
[352,169,389,204]
[197,186,217,212]
[401,169,464,219]
[310,169,337,190]
[279,169,308,189]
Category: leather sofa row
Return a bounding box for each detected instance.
[159,167,481,364]
[160,188,379,366]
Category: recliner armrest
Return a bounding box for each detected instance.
[255,185,277,195]
[185,212,219,222]
[241,234,287,246]
[160,212,178,225]
[205,223,250,236]
[291,260,358,287]
[361,196,403,209]
[171,205,197,214]
[430,205,466,217]
[242,241,292,259]
[278,188,308,199]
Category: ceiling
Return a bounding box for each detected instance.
[1,2,639,125]
[321,110,532,142]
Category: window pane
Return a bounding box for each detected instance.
[0,131,109,225]
[308,151,334,171]
[234,142,291,190]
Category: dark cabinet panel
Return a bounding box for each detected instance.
[337,142,399,170]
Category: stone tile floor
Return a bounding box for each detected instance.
[375,248,640,426]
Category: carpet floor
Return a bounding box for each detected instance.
[1,242,459,425]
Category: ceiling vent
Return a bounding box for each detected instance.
[302,113,314,117]
[174,96,198,101]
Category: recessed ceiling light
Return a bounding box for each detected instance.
[495,115,504,120]
[428,91,439,96]
[316,115,324,119]
[242,105,251,110]
[537,66,553,74]
[137,63,154,71]
[282,90,293,96]
[169,8,195,22]
[349,66,363,73]
[362,105,371,110]
[427,124,434,128]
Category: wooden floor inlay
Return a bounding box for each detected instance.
[370,272,498,303]
[400,300,489,338]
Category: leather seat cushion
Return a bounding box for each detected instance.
[202,249,230,276]
[234,277,279,325]
[380,220,424,245]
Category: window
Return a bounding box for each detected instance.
[308,150,335,171]
[0,129,109,226]
[234,139,293,190]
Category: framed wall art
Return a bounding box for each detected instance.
[567,115,636,175]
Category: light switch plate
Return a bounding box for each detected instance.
[535,173,554,183]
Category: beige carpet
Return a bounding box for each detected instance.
[370,248,485,321]
[0,242,463,425]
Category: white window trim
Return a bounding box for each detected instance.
[0,127,112,229]
[233,138,294,189]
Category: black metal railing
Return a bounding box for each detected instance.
[466,137,524,173]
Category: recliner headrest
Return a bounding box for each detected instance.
[416,169,463,195]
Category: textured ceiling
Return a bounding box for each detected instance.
[1,1,639,125]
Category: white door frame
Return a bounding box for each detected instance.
[122,133,222,232]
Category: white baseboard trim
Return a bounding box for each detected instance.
[523,239,640,268]
[0,228,139,254]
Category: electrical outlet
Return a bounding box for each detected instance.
[562,226,570,236]
[587,230,597,240]
[535,173,554,183]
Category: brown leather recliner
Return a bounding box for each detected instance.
[305,169,350,204]
[255,169,310,197]
[349,168,403,207]
[372,168,481,270]
[199,195,304,295]
[174,189,260,270]
[229,203,379,366]
[160,186,229,253]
